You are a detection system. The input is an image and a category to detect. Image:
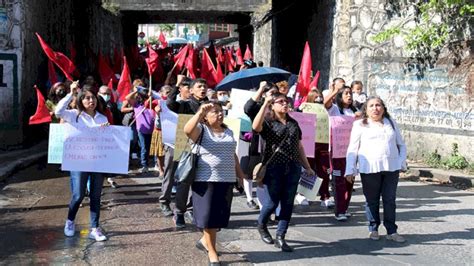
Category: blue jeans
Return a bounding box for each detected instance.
[137,132,152,168]
[258,161,301,236]
[67,171,104,228]
[360,170,399,234]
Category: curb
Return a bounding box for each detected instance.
[0,152,47,183]
[403,167,474,188]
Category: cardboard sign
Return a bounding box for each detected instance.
[289,112,316,157]
[61,124,131,174]
[173,114,194,161]
[47,123,66,164]
[224,117,241,152]
[301,103,329,143]
[330,116,355,158]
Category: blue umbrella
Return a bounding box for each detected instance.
[215,67,292,91]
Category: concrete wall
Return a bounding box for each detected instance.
[111,0,268,12]
[252,1,272,67]
[330,0,474,161]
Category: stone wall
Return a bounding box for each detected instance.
[330,0,474,161]
[252,1,272,67]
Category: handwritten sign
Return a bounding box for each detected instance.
[301,103,330,143]
[329,116,355,158]
[48,124,66,164]
[61,124,131,174]
[160,100,179,148]
[289,112,316,157]
[228,88,254,132]
[224,117,241,152]
[173,114,193,161]
[297,172,323,201]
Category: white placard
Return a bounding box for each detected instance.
[160,100,178,148]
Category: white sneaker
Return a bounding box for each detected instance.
[139,167,149,174]
[295,194,309,205]
[369,231,380,240]
[321,199,335,208]
[386,233,406,243]
[64,220,75,237]
[335,214,347,221]
[344,211,352,217]
[89,228,107,242]
[131,153,138,159]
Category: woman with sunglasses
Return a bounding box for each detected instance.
[252,92,315,252]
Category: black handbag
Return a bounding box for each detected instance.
[174,127,204,185]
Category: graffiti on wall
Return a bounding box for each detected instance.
[364,59,473,133]
[0,52,19,129]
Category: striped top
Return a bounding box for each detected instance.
[193,124,236,183]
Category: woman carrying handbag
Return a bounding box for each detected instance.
[184,102,247,265]
[252,92,315,252]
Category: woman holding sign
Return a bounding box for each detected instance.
[345,96,407,242]
[184,102,247,265]
[253,92,315,252]
[55,83,109,242]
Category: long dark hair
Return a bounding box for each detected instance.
[75,87,105,122]
[360,96,392,126]
[335,86,357,114]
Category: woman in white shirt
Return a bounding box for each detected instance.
[345,96,407,243]
[55,83,109,242]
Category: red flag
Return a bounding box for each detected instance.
[36,33,76,81]
[200,48,218,88]
[107,78,116,103]
[216,60,225,84]
[117,56,132,102]
[296,41,312,98]
[309,70,320,89]
[48,59,58,85]
[159,32,168,48]
[217,48,225,65]
[98,52,115,84]
[185,47,197,79]
[145,45,159,75]
[235,47,244,65]
[29,85,52,125]
[225,48,235,72]
[244,44,253,60]
[173,45,189,73]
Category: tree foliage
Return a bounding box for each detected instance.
[373,0,473,70]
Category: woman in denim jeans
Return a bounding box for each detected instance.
[55,83,109,242]
[252,92,315,252]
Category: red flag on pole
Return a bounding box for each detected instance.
[217,48,225,65]
[98,52,115,84]
[107,78,117,103]
[296,41,312,98]
[35,33,76,81]
[235,47,244,65]
[216,60,225,84]
[244,44,253,60]
[173,44,189,73]
[309,70,320,89]
[29,85,52,125]
[185,47,197,79]
[200,48,218,88]
[48,59,58,85]
[225,48,236,72]
[145,45,159,75]
[159,32,168,48]
[117,56,132,102]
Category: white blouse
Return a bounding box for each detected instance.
[327,104,355,117]
[345,117,407,176]
[55,93,108,126]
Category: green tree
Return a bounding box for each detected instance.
[373,0,473,71]
[158,24,175,34]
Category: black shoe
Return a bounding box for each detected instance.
[247,200,259,210]
[257,224,274,244]
[160,203,173,217]
[208,259,221,266]
[173,214,185,228]
[196,239,208,254]
[275,235,293,252]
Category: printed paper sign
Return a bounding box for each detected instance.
[289,112,316,157]
[160,100,179,148]
[173,114,193,161]
[330,116,355,158]
[227,88,254,132]
[301,103,329,143]
[297,172,323,201]
[61,124,131,174]
[48,124,66,164]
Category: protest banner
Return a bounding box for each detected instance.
[160,100,179,148]
[297,172,323,201]
[227,88,254,132]
[61,124,131,174]
[173,114,193,161]
[48,123,66,164]
[301,103,329,143]
[330,115,355,158]
[289,112,316,157]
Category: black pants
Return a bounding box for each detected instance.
[360,170,399,234]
